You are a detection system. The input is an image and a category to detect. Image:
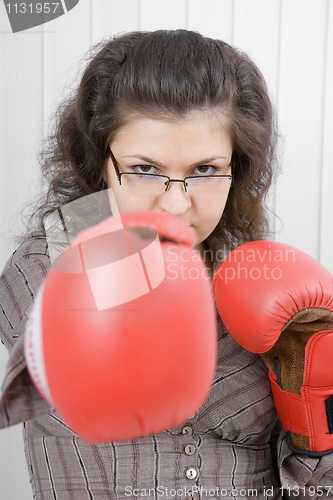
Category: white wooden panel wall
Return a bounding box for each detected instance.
[0,1,332,498]
[320,1,333,271]
[277,1,329,258]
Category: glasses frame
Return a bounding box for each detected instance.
[108,146,233,195]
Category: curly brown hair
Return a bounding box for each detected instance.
[28,29,279,254]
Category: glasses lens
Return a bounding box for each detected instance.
[186,176,232,196]
[121,174,168,195]
[119,173,232,196]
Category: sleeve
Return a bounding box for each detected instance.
[0,232,52,427]
[277,429,333,493]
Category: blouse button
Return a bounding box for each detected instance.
[182,425,193,435]
[186,467,198,480]
[184,444,196,456]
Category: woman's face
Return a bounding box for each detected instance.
[105,111,233,250]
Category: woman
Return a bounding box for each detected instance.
[0,29,329,499]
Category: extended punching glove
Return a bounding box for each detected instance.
[25,210,217,443]
[213,240,333,456]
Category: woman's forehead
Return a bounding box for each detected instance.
[112,108,232,143]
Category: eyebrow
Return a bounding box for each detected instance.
[123,155,228,168]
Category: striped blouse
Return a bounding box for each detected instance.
[0,232,332,500]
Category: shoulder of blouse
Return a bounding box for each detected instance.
[4,231,49,269]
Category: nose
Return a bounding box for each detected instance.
[157,181,192,216]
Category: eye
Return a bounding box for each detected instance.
[131,165,158,175]
[193,165,219,175]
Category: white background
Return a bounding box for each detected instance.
[0,1,332,498]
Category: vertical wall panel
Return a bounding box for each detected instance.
[275,0,327,259]
[0,5,41,500]
[0,424,32,500]
[234,0,281,95]
[92,0,140,45]
[0,8,43,271]
[320,1,333,273]
[233,0,282,236]
[43,0,92,132]
[140,0,187,31]
[188,0,234,42]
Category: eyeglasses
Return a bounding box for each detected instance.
[108,147,233,196]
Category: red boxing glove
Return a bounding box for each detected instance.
[213,241,333,456]
[25,210,217,443]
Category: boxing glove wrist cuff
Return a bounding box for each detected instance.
[286,431,333,458]
[269,344,333,457]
